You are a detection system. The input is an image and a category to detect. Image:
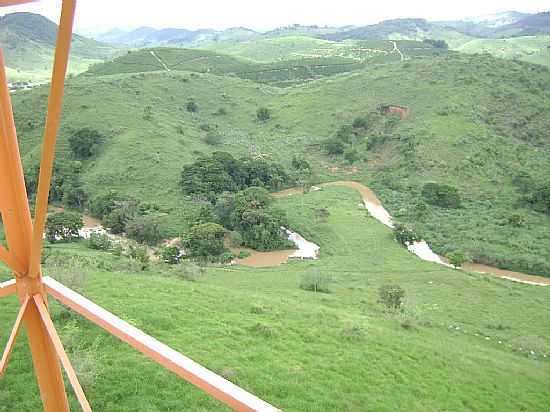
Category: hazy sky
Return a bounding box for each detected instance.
[1,0,548,33]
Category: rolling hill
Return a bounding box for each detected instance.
[1,11,550,412]
[495,11,550,37]
[457,35,550,67]
[0,12,119,81]
[9,48,550,277]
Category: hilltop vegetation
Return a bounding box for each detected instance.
[458,35,550,67]
[85,47,369,86]
[0,12,119,81]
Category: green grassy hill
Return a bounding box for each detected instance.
[1,186,549,411]
[321,18,475,48]
[85,47,369,86]
[204,36,442,63]
[10,50,550,276]
[457,35,550,67]
[0,12,119,81]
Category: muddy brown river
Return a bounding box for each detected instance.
[52,182,549,286]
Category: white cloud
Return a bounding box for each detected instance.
[1,0,548,33]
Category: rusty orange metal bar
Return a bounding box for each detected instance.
[0,296,29,375]
[0,245,24,275]
[34,294,93,412]
[0,0,37,6]
[28,0,76,280]
[0,279,16,298]
[0,52,33,278]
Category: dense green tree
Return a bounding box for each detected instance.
[344,147,360,164]
[448,250,469,268]
[89,190,121,219]
[182,223,226,259]
[180,152,290,198]
[161,245,181,264]
[62,181,88,210]
[291,155,310,171]
[204,131,222,145]
[352,117,369,129]
[102,200,139,234]
[527,184,550,214]
[192,203,218,226]
[186,101,198,113]
[45,212,83,243]
[421,182,461,208]
[325,138,345,155]
[126,215,162,245]
[69,128,104,159]
[214,192,236,229]
[423,39,449,49]
[393,223,419,246]
[230,187,289,251]
[256,107,271,121]
[378,284,405,310]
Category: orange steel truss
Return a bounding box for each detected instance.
[0,1,280,411]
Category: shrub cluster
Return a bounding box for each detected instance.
[89,191,162,245]
[421,182,461,208]
[180,151,290,200]
[323,116,369,163]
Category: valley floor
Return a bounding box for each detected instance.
[1,186,548,411]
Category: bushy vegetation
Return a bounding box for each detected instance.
[68,128,104,159]
[448,250,469,268]
[180,152,291,199]
[421,182,462,208]
[393,223,419,246]
[378,284,405,310]
[228,187,292,251]
[323,116,370,160]
[299,268,331,293]
[423,39,449,49]
[45,211,83,243]
[182,222,226,260]
[87,232,112,250]
[526,183,550,214]
[256,107,271,121]
[25,160,88,210]
[125,215,163,246]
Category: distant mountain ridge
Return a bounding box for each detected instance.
[93,11,549,47]
[93,24,348,47]
[0,12,118,78]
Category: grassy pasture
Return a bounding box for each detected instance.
[1,186,548,411]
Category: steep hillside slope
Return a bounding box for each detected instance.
[10,51,550,275]
[0,12,118,81]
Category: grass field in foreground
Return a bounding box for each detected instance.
[1,186,548,411]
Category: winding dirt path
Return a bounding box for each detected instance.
[391,41,405,61]
[150,51,171,72]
